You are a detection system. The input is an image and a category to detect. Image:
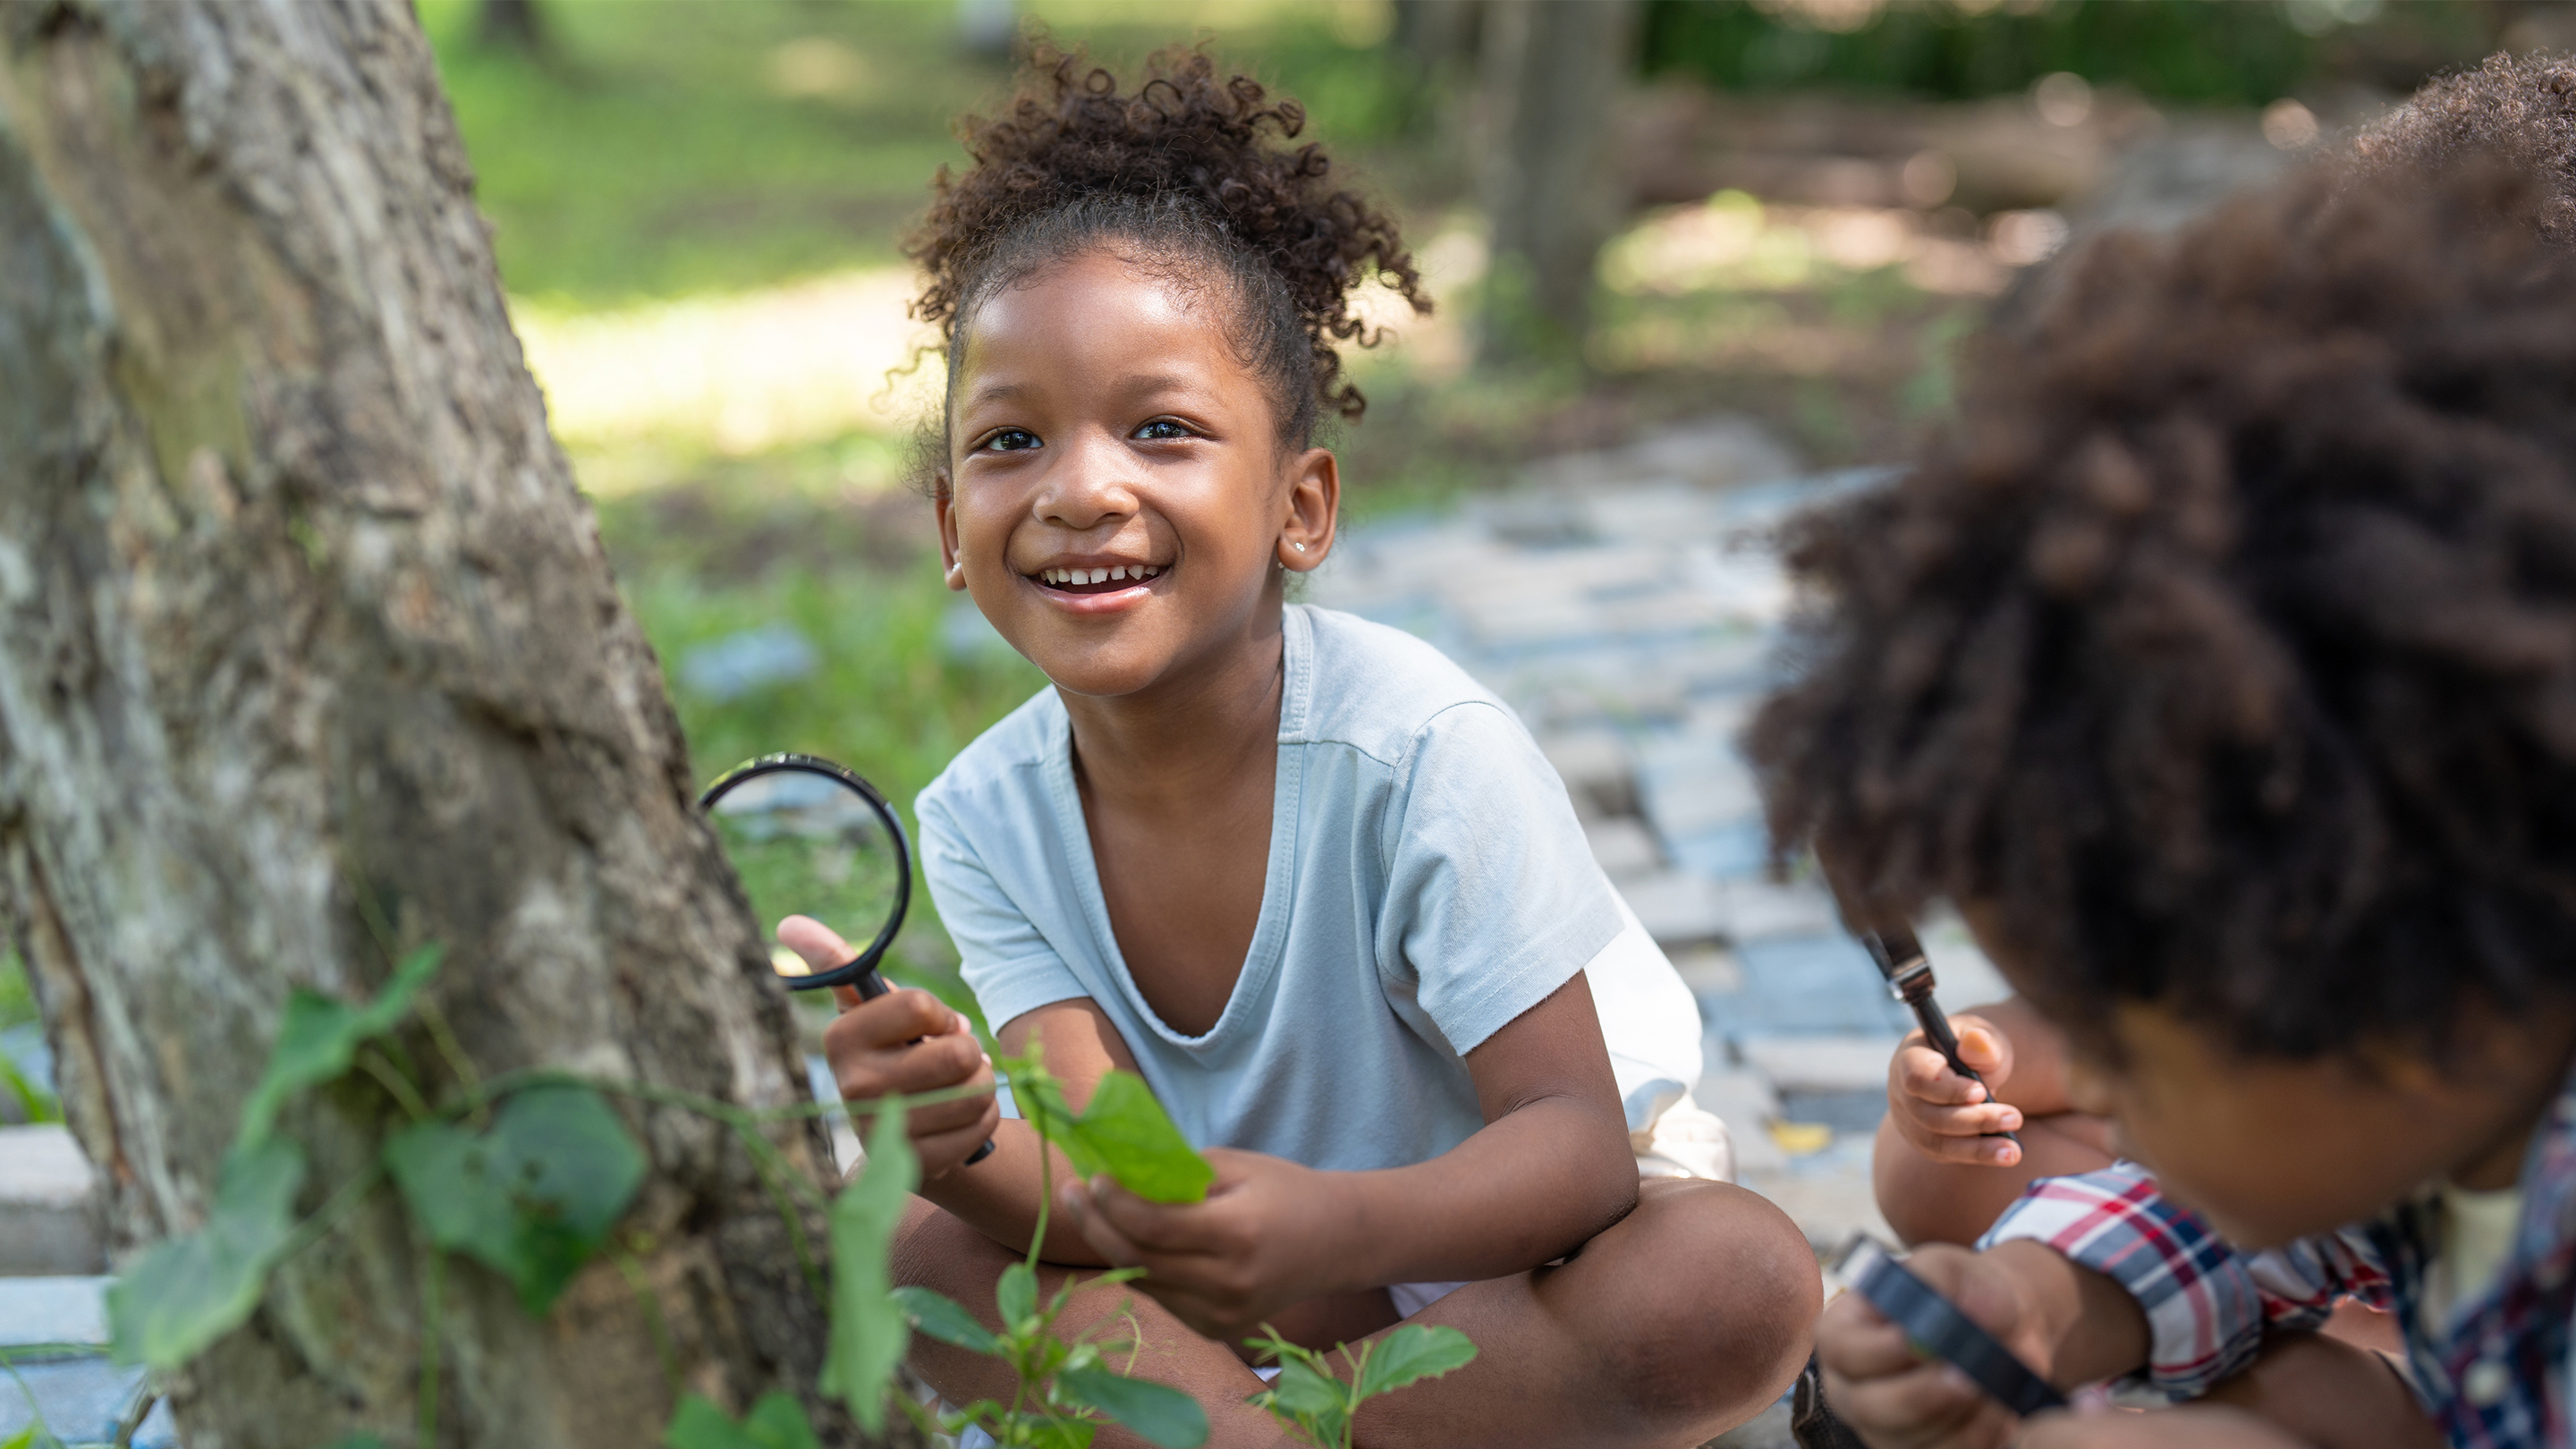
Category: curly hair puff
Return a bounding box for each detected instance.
[2358,50,2576,242]
[906,46,1430,478]
[1746,151,2576,1063]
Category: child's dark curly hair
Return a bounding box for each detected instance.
[907,46,1429,481]
[2356,50,2576,240]
[1746,149,2576,1063]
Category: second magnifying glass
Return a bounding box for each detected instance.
[700,752,993,1165]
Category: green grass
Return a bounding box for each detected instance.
[420,0,1438,306]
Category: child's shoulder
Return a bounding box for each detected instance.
[1291,604,1522,765]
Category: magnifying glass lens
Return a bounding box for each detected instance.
[704,766,903,985]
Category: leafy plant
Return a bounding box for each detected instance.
[1244,1322,1479,1449]
[385,1083,648,1316]
[102,944,450,1371]
[885,1044,1214,1449]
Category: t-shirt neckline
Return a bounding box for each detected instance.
[1040,606,1310,1051]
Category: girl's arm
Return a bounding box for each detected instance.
[909,998,1139,1265]
[1055,971,1637,1337]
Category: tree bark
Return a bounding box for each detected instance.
[1474,0,1640,369]
[0,3,897,1445]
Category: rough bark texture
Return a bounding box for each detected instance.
[1475,0,1640,367]
[0,3,897,1444]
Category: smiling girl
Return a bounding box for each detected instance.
[797,48,1819,1447]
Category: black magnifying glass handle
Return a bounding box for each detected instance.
[1835,1236,2066,1417]
[847,963,997,1168]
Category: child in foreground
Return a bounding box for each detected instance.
[798,48,1818,1448]
[1868,51,2576,1262]
[1751,117,2576,1449]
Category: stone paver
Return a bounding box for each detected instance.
[0,1124,105,1276]
[0,1275,177,1446]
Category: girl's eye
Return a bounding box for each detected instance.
[980,428,1040,453]
[1133,419,1195,442]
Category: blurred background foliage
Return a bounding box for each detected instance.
[8,0,2565,1044]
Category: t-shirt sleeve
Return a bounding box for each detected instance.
[1377,701,1626,1055]
[917,787,1089,1030]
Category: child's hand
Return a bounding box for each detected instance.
[2021,1406,2312,1449]
[1052,1148,1343,1339]
[798,915,998,1180]
[1817,1242,2054,1449]
[1887,1015,2026,1168]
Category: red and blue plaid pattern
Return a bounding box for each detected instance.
[1982,1108,2576,1449]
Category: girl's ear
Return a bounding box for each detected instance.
[1276,447,1340,572]
[935,474,970,593]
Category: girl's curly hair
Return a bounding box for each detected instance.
[907,46,1429,474]
[1747,148,2576,1063]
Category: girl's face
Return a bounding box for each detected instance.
[936,249,1336,703]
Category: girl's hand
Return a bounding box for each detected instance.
[797,915,999,1180]
[1054,1148,1345,1340]
[1887,1015,2025,1167]
[1817,1242,2052,1449]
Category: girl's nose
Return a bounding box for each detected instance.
[1032,434,1140,530]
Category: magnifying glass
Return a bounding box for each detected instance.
[699,753,912,996]
[699,753,994,1165]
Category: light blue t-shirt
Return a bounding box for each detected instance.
[915,604,1704,1173]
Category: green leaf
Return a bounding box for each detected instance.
[383,1083,644,1316]
[665,1392,823,1449]
[819,1097,916,1432]
[1055,1365,1210,1449]
[1352,1323,1477,1402]
[106,1135,305,1369]
[1021,1419,1097,1449]
[3,1427,37,1449]
[997,1259,1038,1329]
[314,1436,390,1449]
[1018,1068,1213,1206]
[1266,1359,1346,1420]
[1072,1074,1215,1204]
[240,945,442,1148]
[893,1285,999,1355]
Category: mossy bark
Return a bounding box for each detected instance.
[0,3,905,1444]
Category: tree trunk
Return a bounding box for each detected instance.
[0,3,896,1445]
[1474,0,1640,369]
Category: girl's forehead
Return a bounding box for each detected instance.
[955,254,1248,389]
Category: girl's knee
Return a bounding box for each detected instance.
[1585,1182,1819,1411]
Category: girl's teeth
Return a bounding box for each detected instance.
[1037,564,1162,585]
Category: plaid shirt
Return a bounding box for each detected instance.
[1980,1080,2576,1448]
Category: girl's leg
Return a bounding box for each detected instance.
[1349,1179,1820,1449]
[889,1196,1293,1448]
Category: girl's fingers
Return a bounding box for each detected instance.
[1085,1179,1233,1254]
[914,1105,1001,1172]
[776,913,854,973]
[1902,1100,2025,1140]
